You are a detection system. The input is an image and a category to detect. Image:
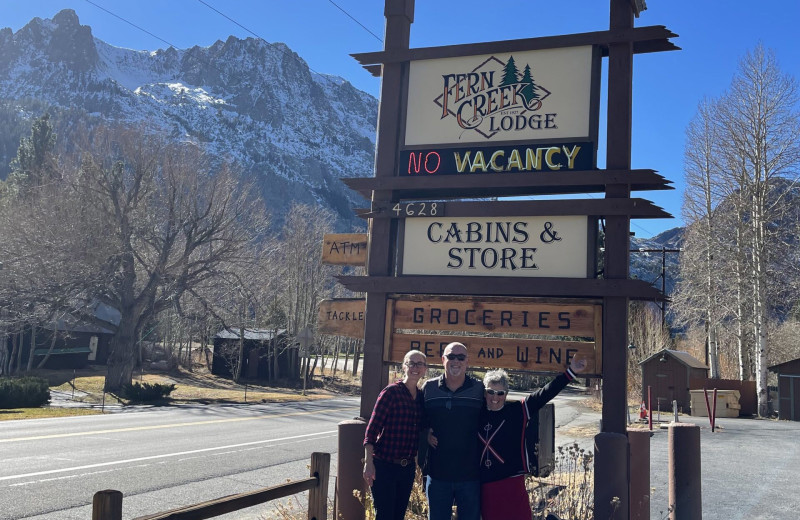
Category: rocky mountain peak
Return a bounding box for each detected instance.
[3,9,99,73]
[0,10,378,230]
[48,9,98,72]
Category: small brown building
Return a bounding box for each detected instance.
[640,349,709,414]
[212,328,291,381]
[768,358,800,421]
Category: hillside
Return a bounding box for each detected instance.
[0,9,689,288]
[0,9,377,229]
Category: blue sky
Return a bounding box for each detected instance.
[3,0,800,239]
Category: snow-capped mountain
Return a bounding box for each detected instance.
[0,9,691,290]
[0,9,378,229]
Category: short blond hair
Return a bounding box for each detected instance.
[403,349,426,364]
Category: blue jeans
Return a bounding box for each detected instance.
[425,475,480,520]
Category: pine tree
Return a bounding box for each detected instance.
[501,56,520,86]
[8,113,57,189]
[519,63,538,103]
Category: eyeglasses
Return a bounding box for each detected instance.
[485,389,506,396]
[405,361,427,368]
[444,353,466,361]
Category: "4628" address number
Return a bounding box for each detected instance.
[391,202,444,217]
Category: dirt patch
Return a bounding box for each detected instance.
[558,424,599,438]
[0,407,101,421]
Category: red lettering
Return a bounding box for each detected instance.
[424,152,441,174]
[408,152,422,174]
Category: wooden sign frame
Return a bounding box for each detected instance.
[349,0,676,430]
[347,3,678,519]
[383,295,602,376]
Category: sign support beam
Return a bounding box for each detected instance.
[359,0,414,420]
[594,0,635,518]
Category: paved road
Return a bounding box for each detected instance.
[4,389,797,520]
[551,393,800,520]
[520,387,800,520]
[647,414,800,520]
[0,398,361,520]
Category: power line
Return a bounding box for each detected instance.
[84,0,179,50]
[569,191,664,238]
[327,0,383,43]
[83,0,347,92]
[193,0,338,86]
[195,0,267,46]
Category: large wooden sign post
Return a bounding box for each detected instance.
[335,1,678,518]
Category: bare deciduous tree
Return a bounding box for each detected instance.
[628,301,672,402]
[675,98,727,378]
[675,45,800,416]
[2,123,266,392]
[269,203,335,382]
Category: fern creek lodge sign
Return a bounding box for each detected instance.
[401,215,590,277]
[405,46,597,146]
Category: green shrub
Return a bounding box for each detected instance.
[0,377,51,408]
[122,382,176,402]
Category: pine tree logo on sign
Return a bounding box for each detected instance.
[436,55,554,140]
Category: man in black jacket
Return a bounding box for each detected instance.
[422,342,484,520]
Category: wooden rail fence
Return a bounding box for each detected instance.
[92,452,330,520]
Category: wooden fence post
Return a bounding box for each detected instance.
[628,429,651,520]
[308,452,330,520]
[668,423,702,519]
[92,490,123,520]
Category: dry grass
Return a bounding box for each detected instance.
[0,362,358,420]
[268,450,599,520]
[528,442,595,520]
[51,375,111,401]
[49,366,340,406]
[0,407,102,421]
[559,424,600,438]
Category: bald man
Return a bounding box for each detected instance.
[421,342,484,520]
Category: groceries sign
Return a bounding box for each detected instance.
[385,297,602,375]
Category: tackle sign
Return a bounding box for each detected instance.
[317,298,366,339]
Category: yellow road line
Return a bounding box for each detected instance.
[0,406,359,443]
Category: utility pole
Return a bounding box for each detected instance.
[630,247,681,327]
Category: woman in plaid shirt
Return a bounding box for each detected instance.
[363,350,427,520]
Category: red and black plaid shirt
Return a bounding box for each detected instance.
[364,381,425,461]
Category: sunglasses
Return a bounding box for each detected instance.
[485,389,506,396]
[444,353,466,361]
[405,361,427,368]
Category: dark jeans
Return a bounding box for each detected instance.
[371,458,416,520]
[425,475,480,520]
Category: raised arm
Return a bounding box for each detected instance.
[525,356,587,412]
